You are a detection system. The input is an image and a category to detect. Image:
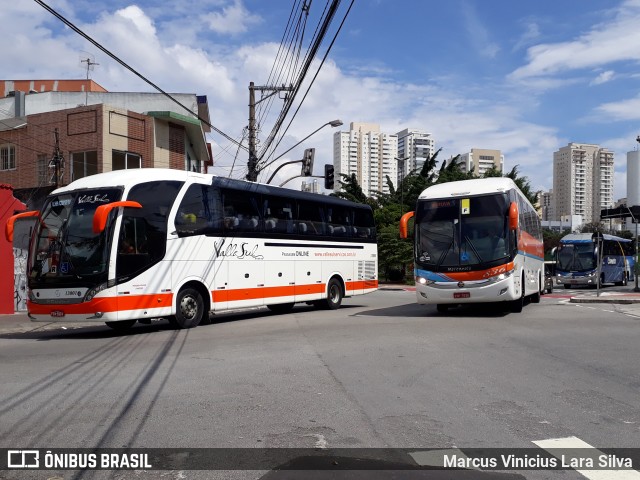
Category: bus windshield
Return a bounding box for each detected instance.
[557,243,596,272]
[30,189,122,285]
[415,193,510,270]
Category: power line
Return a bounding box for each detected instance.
[33,0,246,152]
[257,0,341,164]
[257,0,353,174]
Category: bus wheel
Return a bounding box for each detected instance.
[172,288,204,329]
[105,320,136,331]
[324,278,343,310]
[436,304,448,313]
[510,275,525,313]
[267,302,295,314]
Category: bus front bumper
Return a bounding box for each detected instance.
[415,276,519,305]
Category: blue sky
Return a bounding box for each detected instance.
[3,0,640,198]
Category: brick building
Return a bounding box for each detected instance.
[0,82,212,209]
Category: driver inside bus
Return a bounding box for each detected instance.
[477,225,505,260]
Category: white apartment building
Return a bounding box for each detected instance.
[552,143,614,223]
[333,122,398,197]
[396,128,435,184]
[456,148,504,176]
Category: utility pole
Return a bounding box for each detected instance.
[246,82,293,182]
[51,128,64,188]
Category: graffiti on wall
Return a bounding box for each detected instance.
[14,247,27,312]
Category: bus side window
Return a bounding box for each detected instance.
[327,205,352,238]
[297,200,324,235]
[175,184,212,236]
[264,196,294,234]
[354,207,375,239]
[222,189,262,234]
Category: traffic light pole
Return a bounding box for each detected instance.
[266,159,304,185]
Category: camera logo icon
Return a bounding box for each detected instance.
[7,450,39,468]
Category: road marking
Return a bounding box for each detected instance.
[533,436,640,480]
[313,434,328,449]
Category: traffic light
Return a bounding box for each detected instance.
[324,164,335,189]
[301,148,315,176]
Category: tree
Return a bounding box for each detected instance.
[542,228,570,259]
[435,155,474,184]
[578,221,605,234]
[502,165,537,206]
[331,173,375,207]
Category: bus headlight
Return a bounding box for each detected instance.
[488,267,516,284]
[84,283,108,302]
[415,276,433,285]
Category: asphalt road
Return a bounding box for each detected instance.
[1,288,639,480]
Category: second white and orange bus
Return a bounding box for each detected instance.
[6,168,378,330]
[400,177,543,313]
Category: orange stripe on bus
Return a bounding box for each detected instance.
[443,262,516,281]
[29,279,380,316]
[28,293,173,315]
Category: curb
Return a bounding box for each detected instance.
[569,296,640,304]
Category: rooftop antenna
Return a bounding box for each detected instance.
[78,51,99,105]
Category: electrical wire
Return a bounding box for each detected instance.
[257,0,341,165]
[33,0,246,151]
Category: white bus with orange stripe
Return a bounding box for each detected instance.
[6,169,378,330]
[399,177,543,313]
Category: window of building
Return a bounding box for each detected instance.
[71,151,98,181]
[112,151,141,170]
[1,144,16,170]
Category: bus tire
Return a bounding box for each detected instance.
[510,274,525,313]
[436,304,448,313]
[267,302,295,314]
[105,320,136,331]
[172,287,204,329]
[324,277,343,310]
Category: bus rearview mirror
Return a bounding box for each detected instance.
[508,202,519,230]
[399,211,415,239]
[5,211,39,242]
[92,201,143,234]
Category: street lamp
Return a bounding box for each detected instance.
[260,119,343,183]
[395,156,410,214]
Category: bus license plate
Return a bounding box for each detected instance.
[453,292,470,299]
[51,310,65,318]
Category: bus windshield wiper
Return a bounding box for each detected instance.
[464,235,483,263]
[436,239,454,268]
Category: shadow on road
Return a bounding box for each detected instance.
[353,302,512,319]
[0,304,363,341]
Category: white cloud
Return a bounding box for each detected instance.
[461,2,500,59]
[0,2,564,194]
[596,94,640,120]
[204,0,262,35]
[510,0,640,81]
[590,70,615,85]
[512,20,541,52]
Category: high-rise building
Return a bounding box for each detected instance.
[456,148,504,176]
[552,143,614,223]
[333,122,398,197]
[539,190,554,221]
[396,128,435,185]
